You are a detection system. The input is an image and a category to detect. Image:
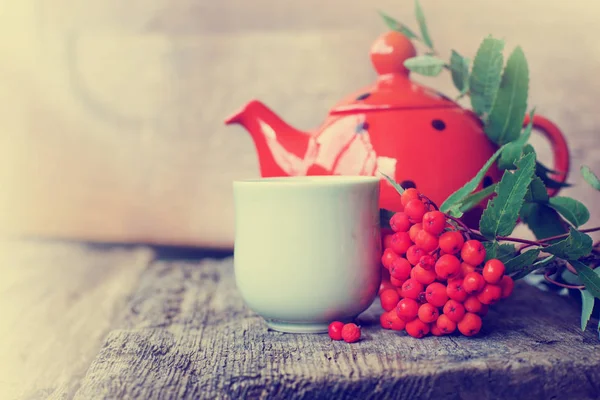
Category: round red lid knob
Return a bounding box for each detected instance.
[370,31,417,76]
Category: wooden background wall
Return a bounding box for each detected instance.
[0,0,599,249]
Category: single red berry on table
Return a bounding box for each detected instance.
[426,282,449,307]
[390,276,405,287]
[328,321,344,340]
[463,295,484,314]
[436,314,457,334]
[381,248,399,270]
[405,318,430,338]
[499,275,514,298]
[463,272,486,294]
[390,212,411,232]
[461,240,486,266]
[418,303,439,323]
[435,254,461,280]
[404,199,427,223]
[406,245,428,265]
[390,232,413,255]
[430,323,445,336]
[390,257,412,281]
[482,259,506,284]
[412,265,437,285]
[477,284,502,305]
[401,279,425,300]
[401,188,420,207]
[415,230,440,252]
[438,231,465,254]
[422,211,446,235]
[396,298,420,321]
[408,223,423,243]
[460,262,476,277]
[378,279,395,295]
[379,289,400,312]
[341,323,361,343]
[419,254,436,271]
[380,310,407,331]
[447,279,468,303]
[443,299,466,323]
[458,313,482,336]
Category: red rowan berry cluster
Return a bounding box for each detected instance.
[378,188,514,338]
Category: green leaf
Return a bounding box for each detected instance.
[414,0,434,49]
[404,55,446,77]
[504,248,541,274]
[498,109,535,170]
[519,203,568,240]
[571,260,600,299]
[378,11,419,40]
[548,197,590,227]
[469,36,505,116]
[450,50,470,94]
[440,144,507,214]
[484,46,529,145]
[580,290,595,331]
[380,172,404,195]
[483,241,517,263]
[524,177,549,203]
[562,267,581,285]
[536,161,571,189]
[457,184,498,215]
[543,227,593,260]
[479,152,536,239]
[597,309,600,340]
[533,254,555,268]
[511,255,554,280]
[581,165,600,190]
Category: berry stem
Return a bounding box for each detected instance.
[496,236,543,247]
[444,214,471,240]
[544,269,585,290]
[419,194,439,211]
[536,226,600,243]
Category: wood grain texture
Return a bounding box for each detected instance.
[75,258,600,399]
[0,240,154,400]
[1,0,600,248]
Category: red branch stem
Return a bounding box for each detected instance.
[544,269,585,290]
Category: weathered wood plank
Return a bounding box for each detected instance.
[0,240,154,400]
[1,0,599,248]
[76,258,600,399]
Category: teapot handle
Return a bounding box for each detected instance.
[523,114,570,197]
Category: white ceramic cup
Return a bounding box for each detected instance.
[233,176,382,333]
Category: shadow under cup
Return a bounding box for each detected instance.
[233,176,382,333]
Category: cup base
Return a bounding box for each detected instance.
[265,320,331,334]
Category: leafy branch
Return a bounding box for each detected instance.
[379,0,600,336]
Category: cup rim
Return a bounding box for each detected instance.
[233,175,381,186]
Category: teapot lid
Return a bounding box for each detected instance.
[329,31,457,115]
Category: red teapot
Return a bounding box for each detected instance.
[225,30,569,222]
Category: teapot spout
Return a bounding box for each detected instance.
[225,100,314,176]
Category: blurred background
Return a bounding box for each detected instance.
[0,0,598,249]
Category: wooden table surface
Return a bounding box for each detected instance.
[2,0,600,247]
[3,240,600,400]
